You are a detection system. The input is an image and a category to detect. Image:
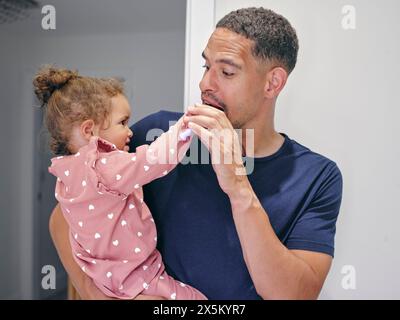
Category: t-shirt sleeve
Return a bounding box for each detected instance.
[96,116,191,196]
[285,163,343,257]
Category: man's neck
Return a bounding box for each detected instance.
[241,126,284,158]
[238,100,284,158]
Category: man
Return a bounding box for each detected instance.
[49,7,342,299]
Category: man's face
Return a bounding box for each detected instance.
[200,28,268,129]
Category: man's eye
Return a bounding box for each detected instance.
[223,70,234,77]
[202,64,210,71]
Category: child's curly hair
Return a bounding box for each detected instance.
[33,66,124,155]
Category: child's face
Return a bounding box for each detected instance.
[99,94,133,152]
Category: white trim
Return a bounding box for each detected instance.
[184,0,216,111]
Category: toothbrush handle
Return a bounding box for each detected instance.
[179,128,192,141]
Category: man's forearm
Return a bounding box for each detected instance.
[227,179,321,299]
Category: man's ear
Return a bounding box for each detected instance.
[80,119,96,141]
[264,67,288,99]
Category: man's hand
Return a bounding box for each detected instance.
[81,278,115,300]
[82,278,166,300]
[82,279,166,300]
[184,104,246,195]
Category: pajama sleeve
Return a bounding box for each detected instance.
[96,116,191,196]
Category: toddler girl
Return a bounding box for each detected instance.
[33,66,206,300]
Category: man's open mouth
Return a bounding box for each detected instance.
[202,99,225,112]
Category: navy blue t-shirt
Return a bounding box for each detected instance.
[130,110,343,300]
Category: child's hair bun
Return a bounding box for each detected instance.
[33,65,79,106]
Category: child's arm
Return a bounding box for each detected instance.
[96,115,192,196]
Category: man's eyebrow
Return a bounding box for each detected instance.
[202,51,242,70]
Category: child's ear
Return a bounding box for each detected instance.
[80,119,96,141]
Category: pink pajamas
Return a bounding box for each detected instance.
[49,117,206,300]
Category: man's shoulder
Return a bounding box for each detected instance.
[285,135,342,182]
[293,141,343,190]
[288,136,337,164]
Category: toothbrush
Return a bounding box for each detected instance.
[179,128,192,141]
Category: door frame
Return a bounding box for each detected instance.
[184,0,216,110]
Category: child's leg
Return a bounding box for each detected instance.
[146,271,207,300]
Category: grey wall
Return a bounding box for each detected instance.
[0,31,23,300]
[0,0,187,299]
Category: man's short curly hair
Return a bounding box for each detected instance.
[216,7,299,74]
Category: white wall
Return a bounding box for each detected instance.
[185,0,400,299]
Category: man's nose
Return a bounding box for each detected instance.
[199,68,217,93]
